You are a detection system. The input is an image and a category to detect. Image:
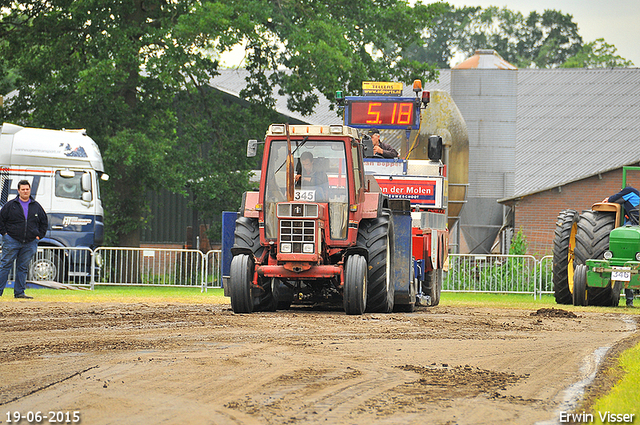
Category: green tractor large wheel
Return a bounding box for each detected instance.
[552,209,579,304]
[573,210,616,306]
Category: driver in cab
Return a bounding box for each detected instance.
[295,152,329,200]
[369,128,398,158]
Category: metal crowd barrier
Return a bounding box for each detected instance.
[2,247,559,298]
[93,247,207,290]
[444,254,540,298]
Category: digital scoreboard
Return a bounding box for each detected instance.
[344,97,421,130]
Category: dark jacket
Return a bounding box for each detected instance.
[378,141,399,158]
[608,186,640,224]
[0,196,48,243]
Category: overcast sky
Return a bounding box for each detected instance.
[440,0,640,67]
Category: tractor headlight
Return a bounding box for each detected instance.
[281,243,292,253]
[635,252,640,261]
[303,243,314,253]
[604,251,613,260]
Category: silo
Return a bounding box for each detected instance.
[451,49,517,253]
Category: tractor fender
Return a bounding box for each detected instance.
[343,246,369,263]
[241,191,260,218]
[361,192,388,219]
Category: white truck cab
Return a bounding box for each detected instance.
[0,123,108,281]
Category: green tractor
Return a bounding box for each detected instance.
[553,166,639,306]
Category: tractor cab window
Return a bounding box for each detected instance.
[264,140,350,239]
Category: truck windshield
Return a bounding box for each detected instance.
[55,171,83,200]
[264,140,349,239]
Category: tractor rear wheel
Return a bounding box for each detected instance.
[272,278,293,310]
[344,254,367,315]
[229,254,254,313]
[572,264,588,306]
[552,209,578,304]
[574,210,616,306]
[357,209,395,313]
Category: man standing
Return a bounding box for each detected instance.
[369,128,399,158]
[0,180,48,299]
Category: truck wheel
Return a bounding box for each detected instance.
[572,264,588,306]
[233,216,275,311]
[425,268,443,306]
[357,210,395,313]
[552,209,578,304]
[344,254,367,315]
[229,254,254,313]
[574,210,615,306]
[29,250,64,283]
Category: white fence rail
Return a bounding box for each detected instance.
[10,247,558,297]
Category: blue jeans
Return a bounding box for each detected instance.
[0,235,39,296]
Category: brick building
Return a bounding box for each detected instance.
[501,167,640,257]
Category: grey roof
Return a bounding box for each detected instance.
[431,68,640,201]
[211,67,640,201]
[210,69,341,125]
[513,68,640,199]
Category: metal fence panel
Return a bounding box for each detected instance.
[538,255,553,296]
[445,254,539,296]
[30,246,94,285]
[93,247,206,289]
[204,250,222,289]
[3,245,553,299]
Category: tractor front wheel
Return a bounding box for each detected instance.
[572,264,588,306]
[344,254,367,315]
[229,254,254,314]
[611,281,623,306]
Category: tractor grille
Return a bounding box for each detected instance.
[280,220,316,253]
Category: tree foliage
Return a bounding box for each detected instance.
[410,5,616,69]
[561,38,634,68]
[0,0,439,246]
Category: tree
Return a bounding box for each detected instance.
[1,0,439,247]
[409,5,585,69]
[561,38,634,68]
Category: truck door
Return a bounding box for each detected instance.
[50,170,96,246]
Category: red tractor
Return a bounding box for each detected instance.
[227,124,399,314]
[221,81,466,315]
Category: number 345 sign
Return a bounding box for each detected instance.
[294,190,316,202]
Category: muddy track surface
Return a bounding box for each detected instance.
[0,302,636,424]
